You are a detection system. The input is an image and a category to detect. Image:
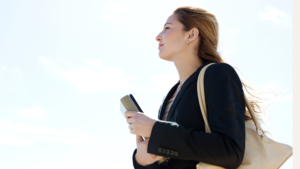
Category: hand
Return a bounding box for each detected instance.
[135,135,164,166]
[125,111,157,138]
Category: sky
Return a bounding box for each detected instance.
[0,0,293,168]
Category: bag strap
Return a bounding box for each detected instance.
[196,63,265,136]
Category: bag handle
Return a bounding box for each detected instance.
[196,63,265,136]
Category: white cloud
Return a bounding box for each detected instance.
[102,1,129,23]
[0,132,35,146]
[258,6,292,29]
[0,120,76,136]
[150,70,178,93]
[101,0,200,23]
[18,106,47,120]
[0,66,8,71]
[0,132,105,146]
[0,66,22,77]
[0,120,106,146]
[85,59,103,68]
[14,68,22,76]
[277,93,292,102]
[59,66,132,92]
[50,144,135,169]
[39,57,133,92]
[38,57,58,71]
[218,27,240,64]
[40,57,52,64]
[101,0,201,39]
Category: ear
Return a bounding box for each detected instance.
[187,27,199,43]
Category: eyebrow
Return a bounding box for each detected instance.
[164,22,172,27]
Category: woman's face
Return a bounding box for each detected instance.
[156,14,187,61]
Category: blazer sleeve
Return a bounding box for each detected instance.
[147,63,246,169]
[132,148,166,169]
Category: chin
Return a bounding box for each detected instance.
[158,51,173,61]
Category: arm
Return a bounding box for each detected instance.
[147,63,246,169]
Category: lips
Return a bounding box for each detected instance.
[158,44,164,49]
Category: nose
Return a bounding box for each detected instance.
[156,32,162,42]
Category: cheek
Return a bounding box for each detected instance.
[164,30,178,44]
[160,30,184,58]
[168,29,185,48]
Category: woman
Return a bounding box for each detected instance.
[125,6,255,169]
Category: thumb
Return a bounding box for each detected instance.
[154,155,164,161]
[136,134,144,143]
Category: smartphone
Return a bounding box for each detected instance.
[120,94,147,140]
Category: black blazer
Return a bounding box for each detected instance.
[132,61,246,169]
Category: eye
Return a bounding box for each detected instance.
[164,27,170,31]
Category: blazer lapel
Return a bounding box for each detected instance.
[158,82,180,120]
[166,61,214,121]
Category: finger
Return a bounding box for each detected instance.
[125,111,137,119]
[155,155,164,159]
[128,123,133,130]
[136,134,143,143]
[154,156,164,161]
[130,127,137,134]
[126,117,133,124]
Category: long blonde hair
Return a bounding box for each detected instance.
[157,6,273,165]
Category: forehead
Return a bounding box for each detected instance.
[165,14,179,25]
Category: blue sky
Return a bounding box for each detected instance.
[0,0,293,168]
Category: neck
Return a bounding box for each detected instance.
[173,54,203,87]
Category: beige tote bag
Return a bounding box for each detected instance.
[196,63,293,169]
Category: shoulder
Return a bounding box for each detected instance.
[204,62,242,87]
[205,62,236,74]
